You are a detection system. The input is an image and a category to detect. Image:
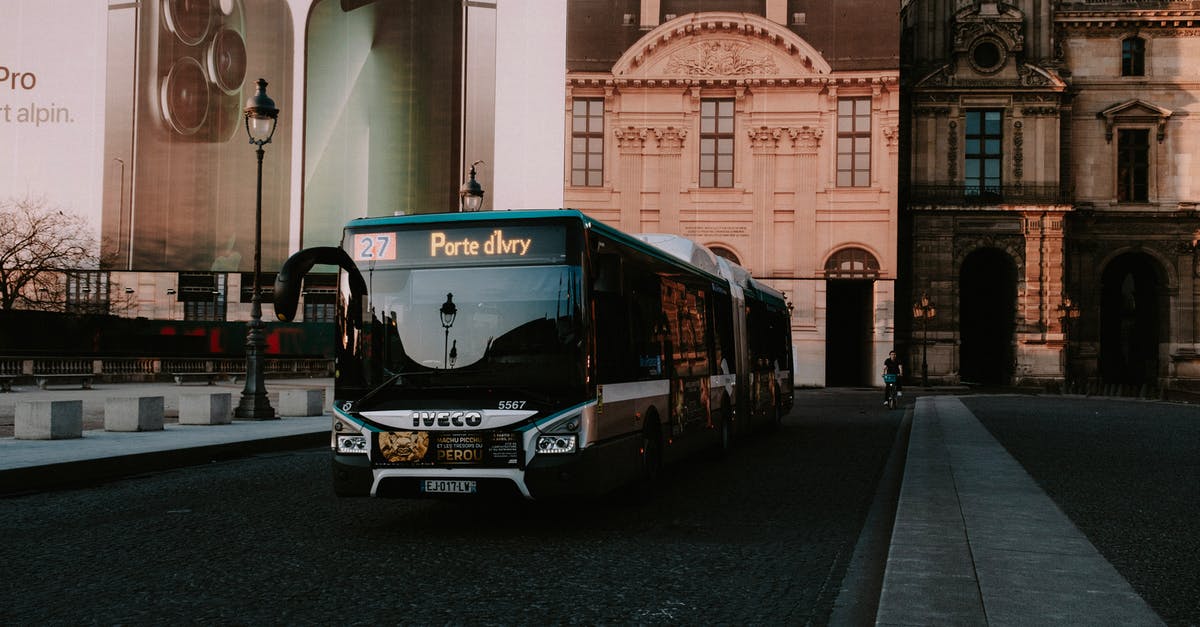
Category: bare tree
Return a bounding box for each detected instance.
[0,195,100,311]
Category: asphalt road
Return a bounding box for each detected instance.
[0,390,902,625]
[965,395,1200,627]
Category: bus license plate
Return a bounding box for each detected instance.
[422,479,477,494]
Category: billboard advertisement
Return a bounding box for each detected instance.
[102,0,294,272]
[2,0,564,275]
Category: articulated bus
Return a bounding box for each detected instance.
[274,209,793,499]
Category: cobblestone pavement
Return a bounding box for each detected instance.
[0,388,901,624]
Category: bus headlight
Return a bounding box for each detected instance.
[336,434,369,454]
[536,434,577,454]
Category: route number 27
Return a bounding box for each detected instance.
[353,233,396,261]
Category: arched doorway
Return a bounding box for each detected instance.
[824,248,879,386]
[1100,253,1163,385]
[959,247,1017,385]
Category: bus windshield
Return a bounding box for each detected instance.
[363,263,585,391]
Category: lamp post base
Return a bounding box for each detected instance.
[235,393,276,420]
[235,302,276,420]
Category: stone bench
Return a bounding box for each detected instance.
[35,374,93,390]
[178,392,232,425]
[105,396,165,432]
[15,400,83,440]
[278,388,326,417]
[172,372,244,385]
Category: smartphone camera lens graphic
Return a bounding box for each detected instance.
[153,0,246,141]
[208,28,247,95]
[163,0,213,46]
[161,57,210,135]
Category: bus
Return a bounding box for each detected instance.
[274,209,793,499]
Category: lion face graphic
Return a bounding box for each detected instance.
[378,431,430,463]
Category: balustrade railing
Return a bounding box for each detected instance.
[1,356,333,382]
[907,184,1068,206]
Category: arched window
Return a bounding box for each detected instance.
[708,246,740,265]
[824,248,880,278]
[1122,37,1145,77]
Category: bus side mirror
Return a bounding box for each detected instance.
[274,246,367,322]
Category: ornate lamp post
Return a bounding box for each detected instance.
[440,293,457,369]
[1058,295,1081,392]
[235,78,279,420]
[912,291,937,387]
[459,160,485,212]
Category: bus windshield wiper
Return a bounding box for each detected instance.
[352,371,405,409]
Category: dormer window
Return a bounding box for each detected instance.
[1122,37,1145,77]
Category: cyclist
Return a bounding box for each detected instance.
[883,350,904,405]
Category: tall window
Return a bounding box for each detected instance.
[837,97,872,187]
[302,273,338,323]
[179,272,227,321]
[1122,37,1145,77]
[1117,129,1149,202]
[66,271,110,315]
[700,98,734,188]
[965,110,1002,196]
[571,98,604,187]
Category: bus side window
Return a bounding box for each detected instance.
[593,251,633,382]
[592,253,621,294]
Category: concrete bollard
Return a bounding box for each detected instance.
[178,392,232,425]
[15,400,83,440]
[105,396,165,432]
[278,388,326,417]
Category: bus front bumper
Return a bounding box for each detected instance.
[332,432,642,500]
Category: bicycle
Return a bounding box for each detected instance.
[883,373,899,409]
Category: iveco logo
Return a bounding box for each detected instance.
[412,411,483,428]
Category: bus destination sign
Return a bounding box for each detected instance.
[350,224,566,266]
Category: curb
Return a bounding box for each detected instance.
[0,431,327,497]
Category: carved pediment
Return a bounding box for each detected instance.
[666,41,779,77]
[953,1,1025,55]
[913,62,1065,90]
[612,12,830,80]
[1097,99,1173,143]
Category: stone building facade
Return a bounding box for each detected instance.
[566,1,900,386]
[902,0,1200,393]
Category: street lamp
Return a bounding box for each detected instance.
[459,160,485,212]
[1058,295,1081,393]
[235,78,279,420]
[912,291,937,387]
[440,293,457,369]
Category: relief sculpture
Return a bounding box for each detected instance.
[666,42,778,76]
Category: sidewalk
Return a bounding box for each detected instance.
[0,378,331,495]
[874,395,1163,626]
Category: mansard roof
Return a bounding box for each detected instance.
[611,12,832,81]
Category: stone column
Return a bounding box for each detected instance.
[655,127,687,233]
[615,126,647,234]
[748,126,782,273]
[789,126,823,277]
[1020,209,1068,383]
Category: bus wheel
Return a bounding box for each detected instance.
[638,421,662,483]
[716,403,733,458]
[620,419,662,504]
[768,394,783,432]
